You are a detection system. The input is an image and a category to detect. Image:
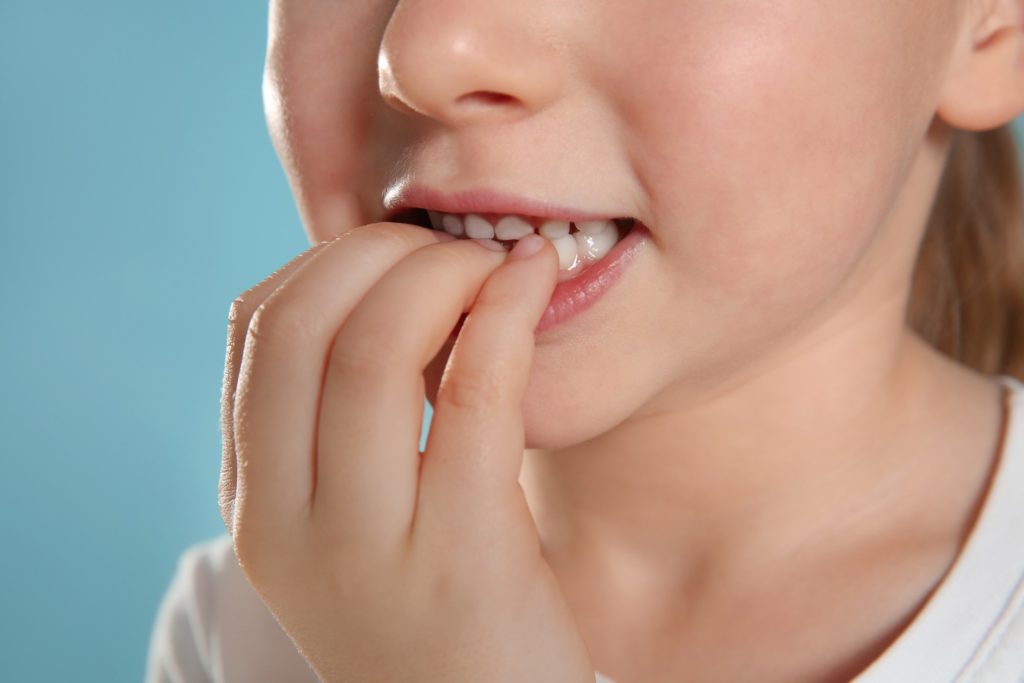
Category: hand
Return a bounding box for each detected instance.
[219,222,597,683]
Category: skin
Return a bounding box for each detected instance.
[221,0,1024,681]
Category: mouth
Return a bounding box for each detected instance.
[385,207,640,284]
[387,206,648,335]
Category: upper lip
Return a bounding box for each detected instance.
[382,183,632,223]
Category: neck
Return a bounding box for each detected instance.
[520,303,976,600]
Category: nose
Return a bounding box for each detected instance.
[377,0,564,124]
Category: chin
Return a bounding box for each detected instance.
[522,417,597,451]
[518,378,631,451]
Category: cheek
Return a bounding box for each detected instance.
[605,2,949,306]
[264,1,394,240]
[513,3,959,448]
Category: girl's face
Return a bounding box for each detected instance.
[265,0,965,448]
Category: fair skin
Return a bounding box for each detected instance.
[221,0,1024,681]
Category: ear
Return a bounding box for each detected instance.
[936,0,1024,131]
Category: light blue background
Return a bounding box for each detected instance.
[1,2,1022,681]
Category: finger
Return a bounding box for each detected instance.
[232,223,454,543]
[314,239,508,545]
[220,239,332,534]
[416,235,557,547]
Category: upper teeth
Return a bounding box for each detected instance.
[425,211,627,278]
[494,216,535,240]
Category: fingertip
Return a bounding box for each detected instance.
[475,237,557,320]
[519,235,559,284]
[433,229,459,242]
[507,233,546,261]
[505,235,558,278]
[471,237,511,253]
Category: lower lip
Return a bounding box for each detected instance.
[536,222,647,334]
[445,223,648,342]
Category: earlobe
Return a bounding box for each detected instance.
[936,0,1024,132]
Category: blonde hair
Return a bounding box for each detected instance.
[907,124,1024,380]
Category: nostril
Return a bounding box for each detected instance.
[456,91,519,107]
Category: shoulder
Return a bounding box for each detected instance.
[854,374,1024,682]
[956,375,1024,681]
[958,589,1024,682]
[145,535,319,683]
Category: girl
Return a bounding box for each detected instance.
[147,0,1024,681]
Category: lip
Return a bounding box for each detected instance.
[383,183,632,223]
[443,220,648,342]
[536,221,647,334]
[384,182,646,337]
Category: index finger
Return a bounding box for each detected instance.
[415,235,558,549]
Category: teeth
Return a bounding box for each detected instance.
[414,210,631,279]
[539,220,570,239]
[463,214,494,239]
[576,220,615,236]
[550,234,580,270]
[494,215,534,240]
[441,214,464,236]
[574,220,618,262]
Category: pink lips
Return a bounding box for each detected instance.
[536,222,647,334]
[384,183,646,336]
[383,184,628,224]
[439,224,646,342]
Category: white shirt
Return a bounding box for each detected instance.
[146,375,1024,683]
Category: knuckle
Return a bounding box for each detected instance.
[438,369,507,412]
[227,295,253,339]
[230,519,267,577]
[247,297,321,346]
[228,295,248,323]
[217,493,235,536]
[229,497,293,579]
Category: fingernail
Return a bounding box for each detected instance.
[508,233,546,260]
[433,230,458,242]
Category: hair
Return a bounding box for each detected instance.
[906,123,1024,382]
